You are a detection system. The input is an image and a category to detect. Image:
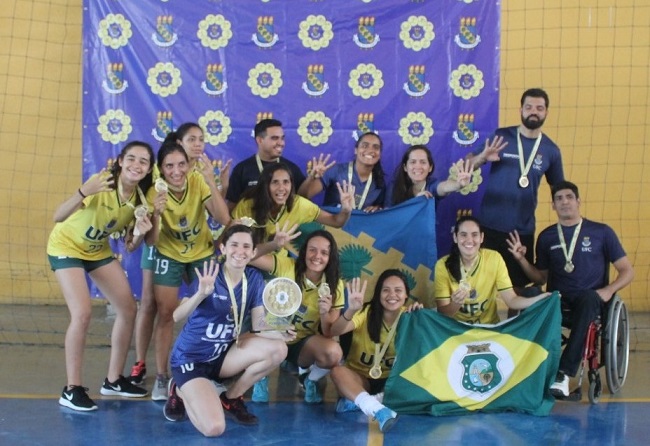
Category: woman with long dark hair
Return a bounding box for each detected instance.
[47,141,155,411]
[435,216,549,324]
[248,228,345,404]
[327,269,423,433]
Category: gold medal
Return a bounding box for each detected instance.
[318,282,330,298]
[564,262,575,273]
[518,176,529,188]
[369,365,382,379]
[459,279,472,293]
[154,178,168,193]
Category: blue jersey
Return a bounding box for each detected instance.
[535,218,626,294]
[477,126,564,234]
[321,162,385,208]
[170,265,265,366]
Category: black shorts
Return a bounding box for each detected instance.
[172,343,232,389]
[482,227,534,288]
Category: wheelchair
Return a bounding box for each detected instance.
[562,294,629,403]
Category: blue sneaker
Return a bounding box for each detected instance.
[303,378,322,404]
[335,397,359,413]
[252,376,269,403]
[374,407,398,433]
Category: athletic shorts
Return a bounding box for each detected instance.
[140,245,156,270]
[48,254,114,273]
[152,252,213,287]
[172,343,232,389]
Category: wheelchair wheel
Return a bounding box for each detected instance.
[604,295,629,394]
[588,370,602,404]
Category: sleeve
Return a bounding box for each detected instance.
[225,162,244,203]
[535,229,552,270]
[494,252,514,291]
[247,268,265,310]
[231,199,251,220]
[544,143,564,185]
[603,224,627,263]
[331,280,345,309]
[434,258,452,299]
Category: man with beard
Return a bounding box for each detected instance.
[468,89,564,306]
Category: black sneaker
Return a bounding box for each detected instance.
[100,375,148,397]
[59,385,98,411]
[163,378,186,422]
[219,392,258,425]
[129,361,147,385]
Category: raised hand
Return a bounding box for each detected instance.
[309,153,336,179]
[452,158,474,188]
[81,169,114,196]
[272,221,301,249]
[346,277,367,312]
[481,135,508,162]
[217,158,232,189]
[194,259,219,299]
[336,180,356,212]
[506,230,527,261]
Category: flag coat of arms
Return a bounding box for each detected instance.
[384,294,562,416]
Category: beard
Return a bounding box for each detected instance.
[521,114,545,130]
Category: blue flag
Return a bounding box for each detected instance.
[384,294,562,416]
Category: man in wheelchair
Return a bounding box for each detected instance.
[506,180,634,398]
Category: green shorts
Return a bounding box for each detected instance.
[48,254,114,272]
[140,245,157,270]
[152,252,214,287]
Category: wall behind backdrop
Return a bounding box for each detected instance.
[0,0,648,311]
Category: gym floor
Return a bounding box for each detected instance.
[1,305,648,445]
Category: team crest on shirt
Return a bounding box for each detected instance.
[581,237,592,252]
[252,16,279,48]
[460,344,503,393]
[105,219,117,230]
[453,113,479,145]
[152,111,173,142]
[354,17,379,49]
[403,65,430,97]
[202,63,227,96]
[532,154,544,171]
[102,62,128,94]
[179,216,188,229]
[151,15,178,47]
[454,17,481,49]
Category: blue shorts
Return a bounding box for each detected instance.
[48,254,114,272]
[172,343,232,389]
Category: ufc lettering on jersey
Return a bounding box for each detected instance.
[359,352,394,369]
[460,300,488,317]
[172,223,201,241]
[84,225,112,241]
[290,313,315,331]
[203,322,235,340]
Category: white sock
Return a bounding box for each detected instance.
[373,392,384,403]
[308,364,330,382]
[298,366,311,376]
[354,391,385,417]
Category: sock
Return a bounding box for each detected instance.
[298,366,310,376]
[354,391,385,417]
[308,364,330,382]
[373,392,384,403]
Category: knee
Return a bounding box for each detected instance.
[198,419,226,438]
[322,343,343,368]
[269,341,288,365]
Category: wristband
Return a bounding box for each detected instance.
[341,312,352,321]
[78,188,87,199]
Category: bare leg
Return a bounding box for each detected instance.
[153,284,179,376]
[178,378,226,437]
[134,268,156,362]
[90,260,137,382]
[55,268,93,388]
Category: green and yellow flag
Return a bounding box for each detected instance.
[384,294,562,416]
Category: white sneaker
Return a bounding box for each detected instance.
[152,376,169,401]
[550,372,569,397]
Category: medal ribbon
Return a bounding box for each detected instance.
[517,129,543,181]
[372,312,402,375]
[348,162,372,210]
[224,268,248,346]
[557,219,583,270]
[256,154,279,174]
